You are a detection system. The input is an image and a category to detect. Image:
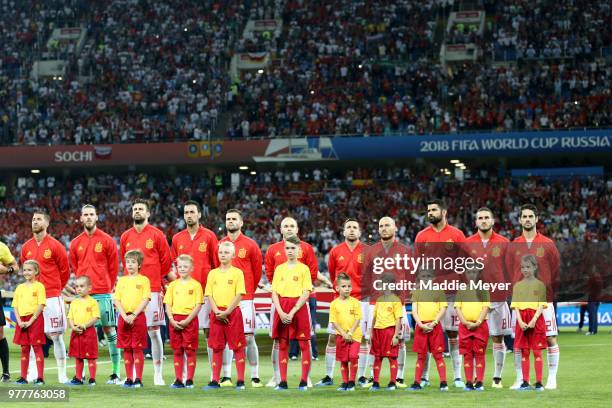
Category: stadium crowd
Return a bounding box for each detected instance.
[0,0,610,145]
[1,169,609,291]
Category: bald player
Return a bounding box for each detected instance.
[264,217,332,387]
[361,217,412,388]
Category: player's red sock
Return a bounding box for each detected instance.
[278,338,289,382]
[299,340,311,383]
[123,349,134,381]
[33,346,44,380]
[212,349,223,382]
[432,352,446,382]
[415,353,426,382]
[373,356,382,383]
[349,359,358,383]
[88,359,97,380]
[521,348,530,382]
[234,348,246,382]
[76,358,84,380]
[20,345,29,379]
[475,353,485,382]
[533,349,543,383]
[173,348,184,380]
[133,349,144,380]
[340,361,349,383]
[463,352,473,382]
[185,349,197,381]
[389,357,398,383]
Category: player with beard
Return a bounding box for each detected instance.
[506,204,560,390]
[465,207,511,388]
[219,209,263,388]
[20,209,70,383]
[119,199,172,386]
[414,200,466,389]
[170,201,219,383]
[0,240,19,382]
[69,205,121,383]
[264,217,332,387]
[361,217,411,388]
[316,219,367,387]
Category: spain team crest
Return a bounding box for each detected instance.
[357,253,364,264]
[238,248,246,258]
[94,242,103,252]
[297,248,303,258]
[536,247,545,257]
[198,242,207,252]
[145,239,154,249]
[43,249,52,259]
[445,239,454,250]
[492,246,501,257]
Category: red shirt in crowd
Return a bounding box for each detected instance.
[119,224,172,292]
[220,232,263,301]
[69,228,119,295]
[21,234,70,298]
[171,225,219,290]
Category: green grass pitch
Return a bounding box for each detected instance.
[0,328,610,407]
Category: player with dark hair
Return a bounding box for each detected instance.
[119,199,172,386]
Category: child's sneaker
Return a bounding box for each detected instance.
[106,374,121,385]
[439,381,449,391]
[236,380,245,390]
[33,378,45,386]
[123,379,134,388]
[369,381,380,392]
[133,379,143,388]
[14,377,28,385]
[88,378,96,386]
[1,373,11,383]
[298,380,308,391]
[474,381,484,391]
[491,377,503,388]
[518,381,532,391]
[535,382,545,391]
[203,380,220,390]
[171,379,185,388]
[408,382,422,391]
[274,381,288,391]
[387,382,396,391]
[68,377,84,386]
[185,379,194,388]
[464,381,474,391]
[336,382,348,391]
[346,381,356,391]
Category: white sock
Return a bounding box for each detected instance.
[325,345,336,378]
[493,342,506,378]
[397,343,406,380]
[182,353,188,382]
[246,335,259,379]
[271,341,280,381]
[27,347,37,381]
[513,349,522,382]
[207,344,214,381]
[449,337,462,380]
[546,345,560,384]
[421,352,431,381]
[148,329,164,379]
[51,334,67,381]
[367,354,376,378]
[222,345,233,379]
[357,345,369,379]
